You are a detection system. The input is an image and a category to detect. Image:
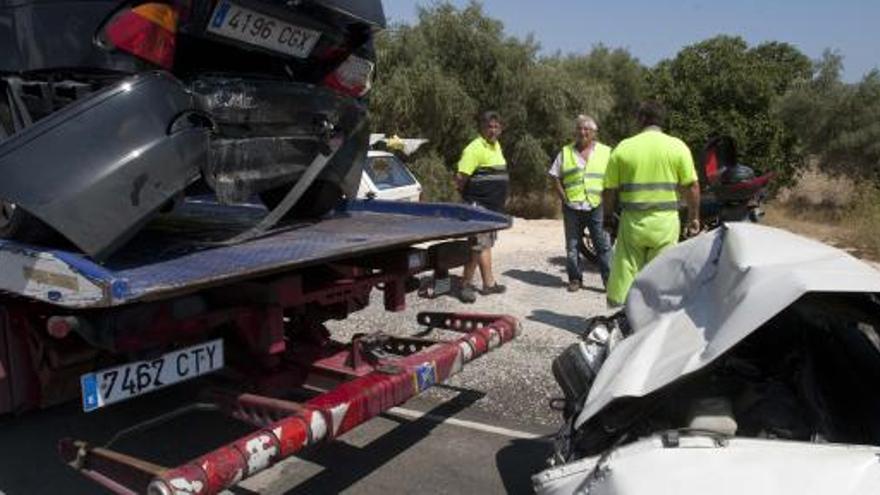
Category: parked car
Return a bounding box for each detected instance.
[357,150,422,202]
[356,134,426,202]
[0,0,385,259]
[537,223,880,494]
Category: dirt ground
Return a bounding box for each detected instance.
[331,217,613,429]
[333,211,880,431]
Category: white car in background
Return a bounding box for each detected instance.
[357,134,426,202]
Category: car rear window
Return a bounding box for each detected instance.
[366,155,417,190]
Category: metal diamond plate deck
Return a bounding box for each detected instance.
[0,200,509,308]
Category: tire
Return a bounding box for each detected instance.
[258,179,345,219]
[579,225,616,265]
[578,230,600,265]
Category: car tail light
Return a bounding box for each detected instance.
[102,3,180,69]
[323,53,374,97]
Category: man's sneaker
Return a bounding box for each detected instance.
[567,280,581,292]
[459,284,477,303]
[480,283,507,296]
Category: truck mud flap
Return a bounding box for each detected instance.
[59,312,519,495]
[0,72,206,260]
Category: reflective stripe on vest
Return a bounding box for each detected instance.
[561,144,609,206]
[619,181,679,211]
[472,162,509,183]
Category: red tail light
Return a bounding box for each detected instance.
[103,3,180,69]
[705,149,719,184]
[323,53,375,97]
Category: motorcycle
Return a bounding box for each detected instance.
[578,135,773,263]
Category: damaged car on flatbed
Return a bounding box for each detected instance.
[537,223,880,494]
[0,0,383,259]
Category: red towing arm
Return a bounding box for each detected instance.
[59,312,519,495]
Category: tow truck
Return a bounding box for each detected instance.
[0,197,517,494]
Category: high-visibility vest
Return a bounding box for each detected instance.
[607,129,695,211]
[561,143,611,206]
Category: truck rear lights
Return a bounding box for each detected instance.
[323,53,374,97]
[102,3,180,69]
[47,316,78,339]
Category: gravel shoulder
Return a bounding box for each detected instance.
[329,217,611,429]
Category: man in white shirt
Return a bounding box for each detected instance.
[548,115,612,292]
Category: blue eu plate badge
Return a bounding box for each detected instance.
[81,373,101,412]
[414,362,437,393]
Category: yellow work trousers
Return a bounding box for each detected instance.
[606,210,680,306]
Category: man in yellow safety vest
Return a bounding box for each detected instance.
[603,101,700,306]
[455,111,509,303]
[548,115,612,291]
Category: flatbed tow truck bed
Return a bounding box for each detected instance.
[0,199,519,495]
[0,199,508,308]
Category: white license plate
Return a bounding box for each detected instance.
[433,277,452,295]
[80,339,224,412]
[207,1,321,59]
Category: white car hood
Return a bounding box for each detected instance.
[575,222,880,430]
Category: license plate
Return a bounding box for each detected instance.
[80,339,224,412]
[433,277,452,295]
[207,1,321,59]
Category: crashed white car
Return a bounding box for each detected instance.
[535,223,880,495]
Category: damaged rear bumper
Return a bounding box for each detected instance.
[0,72,206,260]
[192,77,368,204]
[0,72,367,260]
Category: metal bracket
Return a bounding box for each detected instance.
[222,117,365,246]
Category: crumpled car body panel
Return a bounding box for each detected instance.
[0,72,206,259]
[575,223,880,431]
[535,223,880,494]
[0,0,382,259]
[534,434,880,495]
[193,77,367,203]
[0,70,369,259]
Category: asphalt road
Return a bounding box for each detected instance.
[0,380,555,494]
[0,218,599,494]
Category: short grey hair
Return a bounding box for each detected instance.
[575,114,598,131]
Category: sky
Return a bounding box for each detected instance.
[381,0,879,83]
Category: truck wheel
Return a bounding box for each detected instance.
[259,180,345,219]
[578,231,600,265]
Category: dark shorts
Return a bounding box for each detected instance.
[470,230,498,251]
[462,178,508,213]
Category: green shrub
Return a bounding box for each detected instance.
[409,151,458,202]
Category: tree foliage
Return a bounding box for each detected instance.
[648,36,811,182]
[371,3,879,204]
[777,51,880,181]
[369,2,612,198]
[552,44,649,143]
